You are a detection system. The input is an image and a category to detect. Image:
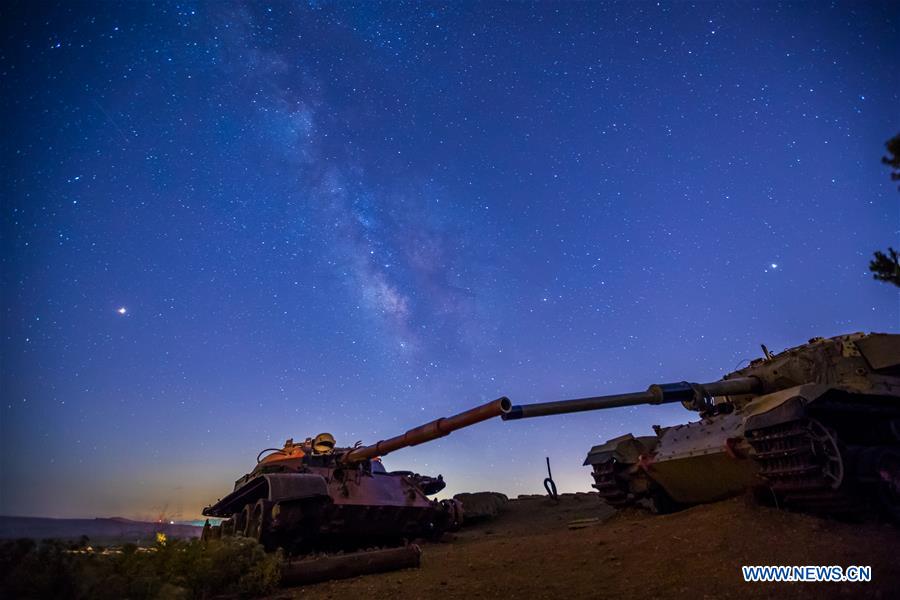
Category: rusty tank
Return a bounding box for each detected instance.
[202,397,511,551]
[503,332,900,519]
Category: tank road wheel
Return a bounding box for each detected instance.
[807,418,844,489]
[238,504,252,537]
[229,512,242,536]
[247,499,274,550]
[220,516,235,537]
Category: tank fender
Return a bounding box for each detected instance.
[263,473,329,503]
[742,384,830,432]
[583,434,657,466]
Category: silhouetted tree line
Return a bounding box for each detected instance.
[872,133,900,287]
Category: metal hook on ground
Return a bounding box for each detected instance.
[543,456,559,501]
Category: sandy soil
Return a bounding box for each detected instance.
[281,493,900,599]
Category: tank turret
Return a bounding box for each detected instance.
[504,332,900,520]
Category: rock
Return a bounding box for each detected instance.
[454,492,509,520]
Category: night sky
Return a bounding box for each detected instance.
[2,1,898,521]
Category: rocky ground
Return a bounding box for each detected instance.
[281,493,900,599]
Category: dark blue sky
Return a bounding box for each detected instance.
[2,1,898,519]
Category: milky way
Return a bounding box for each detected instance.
[1,2,897,519]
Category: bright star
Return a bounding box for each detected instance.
[770,263,778,269]
[117,307,127,315]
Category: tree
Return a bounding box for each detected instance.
[870,247,900,286]
[883,133,900,188]
[870,133,900,287]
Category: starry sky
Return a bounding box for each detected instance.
[1,1,898,520]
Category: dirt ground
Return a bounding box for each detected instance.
[282,493,900,599]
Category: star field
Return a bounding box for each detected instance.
[1,1,897,519]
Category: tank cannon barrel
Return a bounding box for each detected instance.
[342,396,512,462]
[502,377,760,420]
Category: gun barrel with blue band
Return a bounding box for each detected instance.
[501,377,759,420]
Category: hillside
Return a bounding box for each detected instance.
[285,493,900,599]
[0,516,201,545]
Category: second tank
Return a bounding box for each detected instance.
[503,332,900,519]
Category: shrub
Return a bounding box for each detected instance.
[0,537,282,599]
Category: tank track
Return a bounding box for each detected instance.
[746,411,900,519]
[204,495,460,553]
[590,460,631,507]
[746,418,858,515]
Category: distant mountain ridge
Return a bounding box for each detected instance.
[0,515,201,543]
